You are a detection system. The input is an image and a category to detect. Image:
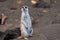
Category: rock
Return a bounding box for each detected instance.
[31,0,37,4]
[4,28,21,40]
[54,1,56,3]
[16,0,22,4]
[42,9,49,12]
[0,31,6,40]
[32,0,51,8]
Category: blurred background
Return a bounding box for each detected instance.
[0,0,60,40]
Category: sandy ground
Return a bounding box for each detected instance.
[0,0,60,40]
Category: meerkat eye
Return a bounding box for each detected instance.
[25,7,27,8]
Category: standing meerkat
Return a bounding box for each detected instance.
[18,6,33,40]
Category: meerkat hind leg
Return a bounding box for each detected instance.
[29,29,33,37]
[24,38,29,40]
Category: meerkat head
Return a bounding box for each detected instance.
[21,6,29,12]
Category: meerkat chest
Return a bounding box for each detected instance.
[24,14,31,22]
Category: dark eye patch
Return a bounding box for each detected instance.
[25,7,27,8]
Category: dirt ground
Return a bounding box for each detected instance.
[0,0,60,40]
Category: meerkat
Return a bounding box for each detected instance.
[18,6,33,40]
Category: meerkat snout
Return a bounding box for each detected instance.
[21,6,29,13]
